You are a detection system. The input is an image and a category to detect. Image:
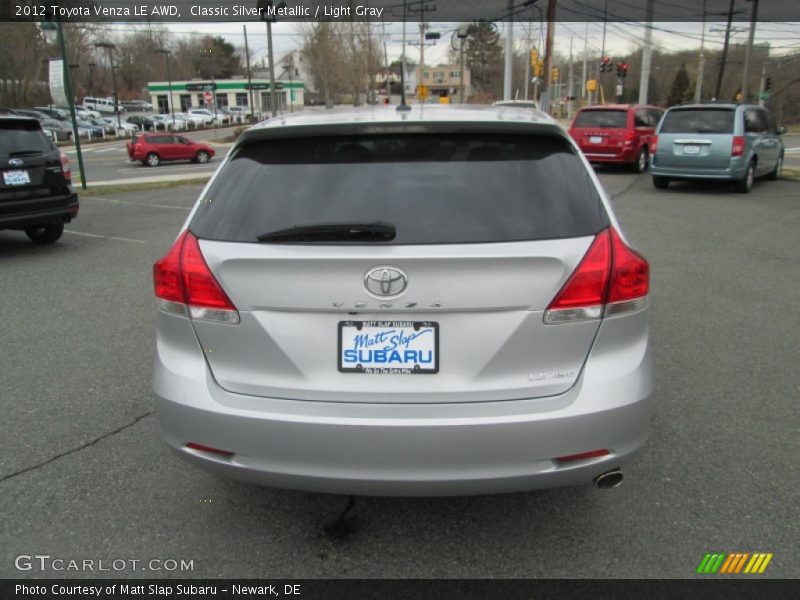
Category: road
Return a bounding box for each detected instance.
[62,125,238,185]
[1,170,798,579]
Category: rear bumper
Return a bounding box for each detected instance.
[581,147,638,164]
[0,193,78,229]
[650,157,746,180]
[152,311,654,496]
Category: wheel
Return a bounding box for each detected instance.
[766,154,783,180]
[735,160,755,193]
[25,223,64,244]
[633,147,649,173]
[652,175,670,189]
[195,151,210,164]
[146,152,160,167]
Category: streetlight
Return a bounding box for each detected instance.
[93,41,120,128]
[154,48,175,128]
[258,0,285,118]
[41,15,87,190]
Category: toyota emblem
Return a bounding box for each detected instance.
[364,266,408,297]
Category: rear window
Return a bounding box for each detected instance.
[190,133,609,245]
[660,109,735,134]
[0,120,54,158]
[573,110,628,129]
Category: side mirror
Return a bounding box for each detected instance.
[778,125,788,135]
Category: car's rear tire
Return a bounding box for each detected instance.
[25,223,64,244]
[735,160,755,193]
[766,154,783,181]
[652,175,670,189]
[195,150,210,164]
[633,147,649,173]
[146,152,160,167]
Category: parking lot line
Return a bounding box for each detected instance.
[64,230,147,244]
[85,196,189,211]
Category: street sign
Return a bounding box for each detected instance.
[758,92,771,100]
[203,91,213,105]
[186,82,216,91]
[416,85,429,100]
[245,82,284,90]
[586,79,597,92]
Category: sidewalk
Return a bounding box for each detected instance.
[76,172,213,188]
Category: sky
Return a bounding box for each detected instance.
[136,20,800,68]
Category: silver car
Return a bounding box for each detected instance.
[152,105,653,496]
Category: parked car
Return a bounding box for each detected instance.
[172,114,197,130]
[180,111,208,127]
[568,104,663,173]
[86,117,117,135]
[97,117,138,133]
[126,115,162,132]
[121,99,153,112]
[39,118,73,141]
[126,133,215,167]
[0,107,20,115]
[14,109,51,121]
[83,96,124,115]
[150,114,183,131]
[224,106,250,123]
[34,106,70,120]
[75,119,105,138]
[650,103,785,193]
[70,106,101,119]
[0,116,78,243]
[151,105,652,496]
[186,108,223,126]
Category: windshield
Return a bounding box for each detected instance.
[573,110,628,129]
[660,109,735,134]
[190,133,609,245]
[0,120,55,158]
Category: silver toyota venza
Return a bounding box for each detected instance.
[152,105,653,496]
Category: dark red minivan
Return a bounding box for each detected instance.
[568,104,663,172]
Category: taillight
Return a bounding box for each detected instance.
[153,230,240,324]
[544,227,649,324]
[650,135,658,154]
[731,135,745,157]
[624,130,635,145]
[60,153,71,182]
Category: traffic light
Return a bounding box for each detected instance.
[765,77,772,91]
[600,56,612,72]
[551,68,559,82]
[530,49,538,67]
[616,62,629,78]
[533,60,543,78]
[258,0,287,22]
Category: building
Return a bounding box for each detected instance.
[415,65,471,101]
[147,77,304,117]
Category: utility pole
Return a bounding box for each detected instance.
[638,0,654,105]
[715,0,736,100]
[94,41,120,128]
[456,25,468,104]
[542,0,557,114]
[266,20,277,117]
[524,22,531,100]
[407,1,435,103]
[399,0,410,110]
[567,35,574,120]
[503,0,514,101]
[695,0,707,102]
[154,49,174,128]
[243,25,254,121]
[741,0,760,102]
[581,22,588,105]
[757,63,767,107]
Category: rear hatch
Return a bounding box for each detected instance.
[570,109,629,156]
[185,131,610,403]
[0,119,68,205]
[655,108,735,169]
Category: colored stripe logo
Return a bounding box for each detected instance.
[696,552,773,574]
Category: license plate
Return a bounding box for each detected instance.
[3,170,30,186]
[338,320,439,374]
[683,145,701,155]
[589,136,603,144]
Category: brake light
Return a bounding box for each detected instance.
[650,135,658,154]
[153,230,240,324]
[624,130,635,145]
[544,227,649,324]
[731,135,745,157]
[60,153,71,182]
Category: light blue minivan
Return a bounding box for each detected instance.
[650,103,786,193]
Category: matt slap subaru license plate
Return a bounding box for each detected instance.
[338,321,439,374]
[3,170,30,186]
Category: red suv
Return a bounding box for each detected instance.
[126,133,215,167]
[568,104,663,172]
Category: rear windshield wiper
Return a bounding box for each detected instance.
[8,150,44,157]
[256,221,396,243]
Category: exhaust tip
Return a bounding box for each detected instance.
[594,469,623,489]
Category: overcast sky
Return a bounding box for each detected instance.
[141,20,800,68]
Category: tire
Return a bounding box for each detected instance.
[633,147,649,173]
[25,223,64,244]
[146,152,160,167]
[765,154,783,181]
[195,151,210,164]
[735,160,755,193]
[652,175,670,189]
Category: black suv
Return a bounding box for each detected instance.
[0,116,78,244]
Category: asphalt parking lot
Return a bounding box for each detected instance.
[1,171,798,578]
